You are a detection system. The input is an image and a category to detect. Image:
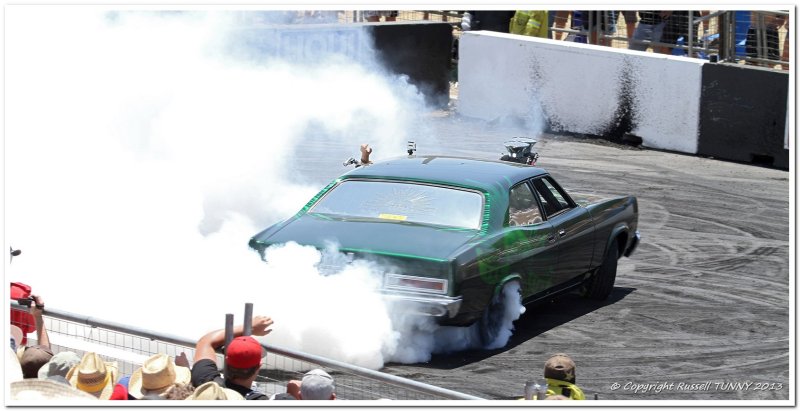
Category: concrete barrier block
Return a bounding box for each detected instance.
[697,63,789,169]
[458,32,704,154]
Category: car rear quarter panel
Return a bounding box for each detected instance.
[585,195,638,266]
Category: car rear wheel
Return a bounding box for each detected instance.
[478,280,523,349]
[584,241,618,300]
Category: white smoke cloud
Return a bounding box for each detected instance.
[5,7,522,370]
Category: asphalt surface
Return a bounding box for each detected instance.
[362,111,791,401]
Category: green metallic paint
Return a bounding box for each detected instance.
[248,157,639,327]
[338,247,449,263]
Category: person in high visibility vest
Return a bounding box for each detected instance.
[509,11,549,38]
[543,353,586,400]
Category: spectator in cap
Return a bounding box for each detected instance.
[128,353,192,399]
[286,368,336,400]
[38,351,81,380]
[65,352,119,399]
[191,315,274,400]
[10,282,36,346]
[543,353,586,400]
[186,381,243,400]
[300,369,336,400]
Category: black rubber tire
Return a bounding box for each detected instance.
[584,241,619,300]
[478,281,520,348]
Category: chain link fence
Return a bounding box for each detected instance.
[341,9,790,71]
[10,303,483,400]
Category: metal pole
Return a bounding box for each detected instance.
[719,12,729,62]
[243,303,253,336]
[688,11,694,57]
[756,12,765,66]
[224,314,234,355]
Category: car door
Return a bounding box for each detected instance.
[503,181,560,298]
[531,176,595,285]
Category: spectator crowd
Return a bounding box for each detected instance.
[9,288,593,401]
[460,10,789,70]
[9,290,336,401]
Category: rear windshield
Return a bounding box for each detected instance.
[309,180,484,230]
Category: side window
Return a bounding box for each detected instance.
[542,178,571,209]
[507,183,543,226]
[532,176,573,218]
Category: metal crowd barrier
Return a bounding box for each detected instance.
[10,303,483,400]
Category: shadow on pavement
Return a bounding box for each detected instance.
[413,286,636,370]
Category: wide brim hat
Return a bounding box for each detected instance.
[66,352,118,400]
[38,351,82,380]
[20,345,54,379]
[7,347,23,383]
[186,381,244,400]
[11,379,98,401]
[127,353,191,399]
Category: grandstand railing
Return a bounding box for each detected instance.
[10,303,484,400]
[228,9,790,71]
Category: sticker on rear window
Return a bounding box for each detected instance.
[378,213,407,221]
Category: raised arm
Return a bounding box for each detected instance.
[30,294,50,348]
[193,316,274,363]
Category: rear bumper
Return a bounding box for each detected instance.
[381,291,463,318]
[624,230,640,257]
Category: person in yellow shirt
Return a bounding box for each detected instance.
[510,11,550,38]
[543,353,586,400]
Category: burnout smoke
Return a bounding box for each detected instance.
[6,8,524,369]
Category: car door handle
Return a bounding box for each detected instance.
[547,234,556,243]
[558,229,566,237]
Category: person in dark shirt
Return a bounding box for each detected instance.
[461,11,516,33]
[745,11,787,68]
[191,315,274,400]
[628,11,673,53]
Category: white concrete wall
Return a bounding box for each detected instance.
[458,32,705,154]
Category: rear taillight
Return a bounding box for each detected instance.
[384,274,448,294]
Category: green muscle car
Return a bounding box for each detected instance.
[249,155,639,346]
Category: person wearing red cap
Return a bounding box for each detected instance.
[191,316,274,400]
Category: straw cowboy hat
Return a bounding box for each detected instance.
[66,352,118,400]
[128,353,191,399]
[11,379,97,401]
[8,347,23,383]
[186,381,244,400]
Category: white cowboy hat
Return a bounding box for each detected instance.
[127,353,191,399]
[186,381,244,400]
[11,379,97,401]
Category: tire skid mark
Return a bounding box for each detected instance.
[618,278,785,308]
[623,265,789,290]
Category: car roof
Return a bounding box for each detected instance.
[341,155,547,192]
